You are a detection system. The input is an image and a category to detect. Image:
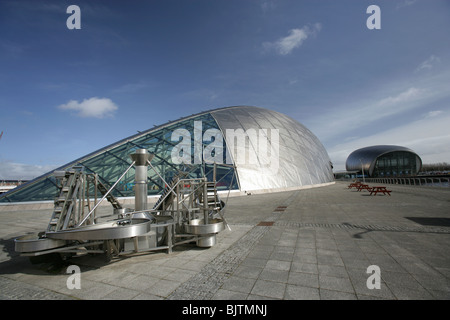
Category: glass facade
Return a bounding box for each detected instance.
[0,113,238,203]
[372,151,418,177]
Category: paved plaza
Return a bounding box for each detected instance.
[0,181,449,300]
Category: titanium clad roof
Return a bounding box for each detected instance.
[210,106,334,191]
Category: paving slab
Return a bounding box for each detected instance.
[1,181,449,300]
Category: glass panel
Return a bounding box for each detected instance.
[372,151,418,178]
[0,113,238,203]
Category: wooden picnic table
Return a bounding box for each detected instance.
[357,184,372,192]
[348,182,362,189]
[369,186,392,196]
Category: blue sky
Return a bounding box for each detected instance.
[1,0,449,179]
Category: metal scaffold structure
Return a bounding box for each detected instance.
[14,149,231,262]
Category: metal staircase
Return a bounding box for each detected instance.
[47,166,122,232]
[153,172,189,211]
[206,181,222,210]
[47,167,83,232]
[96,179,122,210]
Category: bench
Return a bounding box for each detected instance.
[369,186,392,196]
[357,184,372,192]
[348,182,362,189]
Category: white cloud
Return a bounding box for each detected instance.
[425,110,443,118]
[1,41,26,58]
[0,161,56,180]
[308,67,450,145]
[311,87,429,142]
[327,111,450,171]
[58,97,118,118]
[21,110,33,116]
[183,88,219,102]
[261,0,276,13]
[396,0,418,9]
[416,55,441,72]
[378,87,423,106]
[263,24,322,55]
[114,81,150,93]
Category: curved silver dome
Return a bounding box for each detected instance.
[211,106,334,191]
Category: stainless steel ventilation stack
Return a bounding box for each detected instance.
[130,149,153,213]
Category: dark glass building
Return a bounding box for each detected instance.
[346,145,422,178]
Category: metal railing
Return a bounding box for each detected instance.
[365,176,450,187]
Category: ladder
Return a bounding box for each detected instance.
[153,174,185,211]
[96,179,122,210]
[47,167,123,232]
[47,168,83,232]
[204,182,222,211]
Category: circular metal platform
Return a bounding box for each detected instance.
[14,232,67,253]
[45,218,153,241]
[184,218,225,235]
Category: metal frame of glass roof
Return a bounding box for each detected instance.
[1,106,335,203]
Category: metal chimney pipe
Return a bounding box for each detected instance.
[129,149,152,212]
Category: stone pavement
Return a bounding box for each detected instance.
[0,181,449,300]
